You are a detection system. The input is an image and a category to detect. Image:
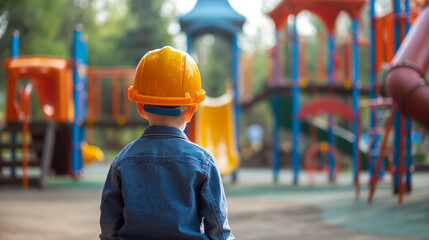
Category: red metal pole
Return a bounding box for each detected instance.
[112,76,119,121]
[385,5,429,131]
[368,105,397,203]
[20,84,32,189]
[123,75,131,122]
[95,76,102,122]
[356,98,393,200]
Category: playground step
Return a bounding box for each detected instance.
[0,159,41,167]
[1,122,47,135]
[0,177,41,187]
[0,142,44,151]
[0,122,57,188]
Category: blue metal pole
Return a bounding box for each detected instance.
[72,27,81,177]
[272,30,281,182]
[392,0,402,193]
[232,35,241,182]
[368,0,383,180]
[292,16,301,185]
[11,31,19,58]
[368,0,376,177]
[393,114,401,193]
[404,0,412,191]
[327,33,336,182]
[187,35,193,54]
[72,25,86,177]
[352,19,360,183]
[10,30,19,178]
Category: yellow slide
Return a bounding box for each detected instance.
[81,142,105,164]
[195,91,240,176]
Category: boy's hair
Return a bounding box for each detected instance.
[143,105,189,118]
[128,46,206,122]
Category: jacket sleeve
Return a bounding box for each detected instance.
[199,155,235,240]
[99,164,124,240]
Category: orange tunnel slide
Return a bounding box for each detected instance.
[385,3,429,131]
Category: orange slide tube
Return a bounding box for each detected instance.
[384,3,429,130]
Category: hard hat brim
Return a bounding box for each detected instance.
[128,86,206,106]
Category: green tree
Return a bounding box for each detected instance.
[86,1,130,66]
[0,0,67,59]
[0,0,130,66]
[117,0,172,66]
[194,34,231,98]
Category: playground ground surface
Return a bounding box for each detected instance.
[1,163,429,240]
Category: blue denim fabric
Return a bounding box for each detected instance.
[100,125,234,240]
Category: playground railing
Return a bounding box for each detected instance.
[87,67,136,126]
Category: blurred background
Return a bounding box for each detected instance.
[1,0,427,169]
[1,0,429,239]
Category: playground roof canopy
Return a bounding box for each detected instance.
[179,0,245,38]
[3,56,71,72]
[268,0,367,32]
[3,56,74,122]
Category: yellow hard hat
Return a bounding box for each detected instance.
[128,46,206,121]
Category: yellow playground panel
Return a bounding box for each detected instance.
[195,92,240,176]
[81,143,105,164]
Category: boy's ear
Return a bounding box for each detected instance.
[136,103,148,119]
[184,105,198,123]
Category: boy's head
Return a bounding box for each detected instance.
[128,46,206,128]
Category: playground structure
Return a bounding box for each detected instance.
[261,0,429,201]
[86,67,139,127]
[0,0,246,186]
[263,0,367,184]
[177,0,369,182]
[0,26,103,188]
[179,0,245,177]
[0,0,428,199]
[237,0,429,193]
[360,0,429,204]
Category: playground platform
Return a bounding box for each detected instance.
[1,163,428,240]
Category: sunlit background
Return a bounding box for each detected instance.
[1,0,429,239]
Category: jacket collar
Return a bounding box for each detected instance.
[141,125,189,140]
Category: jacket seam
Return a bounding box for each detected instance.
[141,132,188,140]
[205,179,224,240]
[100,167,121,205]
[142,134,188,140]
[204,154,224,240]
[115,157,207,168]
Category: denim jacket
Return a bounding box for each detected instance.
[100,125,234,240]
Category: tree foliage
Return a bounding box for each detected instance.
[193,34,231,98]
[0,0,94,58]
[117,0,173,65]
[0,0,172,66]
[0,0,172,125]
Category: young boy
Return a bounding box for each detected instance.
[99,46,234,240]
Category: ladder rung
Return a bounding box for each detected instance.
[1,122,47,135]
[0,160,41,167]
[0,177,40,186]
[0,142,44,150]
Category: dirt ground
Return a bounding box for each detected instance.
[1,165,428,240]
[0,188,425,240]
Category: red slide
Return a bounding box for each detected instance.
[385,2,429,130]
